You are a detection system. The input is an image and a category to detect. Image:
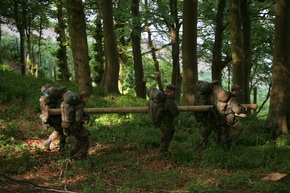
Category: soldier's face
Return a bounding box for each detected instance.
[83,96,90,103]
[167,90,175,99]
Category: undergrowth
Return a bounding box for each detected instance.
[0,68,290,192]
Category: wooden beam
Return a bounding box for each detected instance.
[48,104,258,115]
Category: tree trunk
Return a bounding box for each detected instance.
[230,0,244,103]
[35,16,43,78]
[182,0,198,105]
[170,0,181,102]
[13,0,27,76]
[65,0,92,93]
[241,0,251,104]
[145,25,163,92]
[93,10,105,85]
[131,0,146,98]
[0,21,2,63]
[102,0,120,94]
[266,0,290,137]
[212,0,227,82]
[145,0,163,91]
[56,0,70,81]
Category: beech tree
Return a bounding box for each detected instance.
[182,0,198,104]
[131,0,146,98]
[55,0,70,81]
[230,0,244,102]
[266,0,290,137]
[102,0,120,94]
[65,0,92,93]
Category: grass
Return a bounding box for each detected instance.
[0,68,290,192]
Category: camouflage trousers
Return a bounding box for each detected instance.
[62,122,90,159]
[159,124,175,153]
[222,114,245,143]
[200,123,222,147]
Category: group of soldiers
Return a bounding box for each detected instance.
[39,84,91,159]
[198,81,246,149]
[157,81,247,155]
[39,80,246,159]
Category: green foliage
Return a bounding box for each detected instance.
[1,70,289,192]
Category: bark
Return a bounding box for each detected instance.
[131,0,146,98]
[169,0,181,101]
[102,0,120,94]
[230,0,244,103]
[56,0,70,81]
[266,0,290,137]
[66,0,92,93]
[182,0,198,105]
[212,0,227,82]
[35,16,43,78]
[93,10,105,85]
[144,0,163,91]
[13,0,27,75]
[145,25,163,92]
[0,21,2,62]
[241,0,251,104]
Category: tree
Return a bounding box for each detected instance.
[102,0,120,94]
[212,0,229,82]
[230,0,244,102]
[65,0,92,93]
[55,0,70,81]
[156,0,182,100]
[93,9,105,85]
[12,0,27,75]
[182,0,198,104]
[131,0,146,98]
[241,0,251,104]
[169,0,182,101]
[266,0,290,137]
[144,0,164,91]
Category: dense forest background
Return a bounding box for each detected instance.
[0,1,289,137]
[2,0,290,192]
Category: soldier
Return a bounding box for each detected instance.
[159,84,179,154]
[224,85,247,142]
[61,91,91,159]
[40,84,67,151]
[195,80,222,148]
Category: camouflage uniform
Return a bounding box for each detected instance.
[61,91,90,159]
[40,84,67,151]
[159,85,179,153]
[222,96,246,142]
[198,94,223,147]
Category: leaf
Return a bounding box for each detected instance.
[262,173,287,181]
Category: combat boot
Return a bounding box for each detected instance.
[44,139,51,151]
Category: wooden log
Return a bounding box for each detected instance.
[48,104,258,115]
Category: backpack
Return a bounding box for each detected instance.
[212,86,231,116]
[61,91,83,124]
[194,81,213,122]
[147,86,165,127]
[63,90,81,105]
[39,85,66,123]
[43,86,65,108]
